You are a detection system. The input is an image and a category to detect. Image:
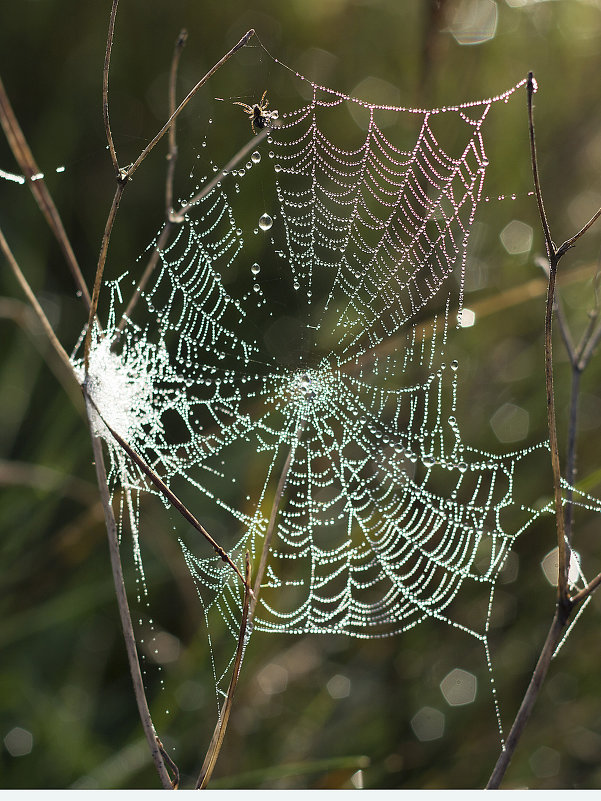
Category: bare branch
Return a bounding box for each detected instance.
[527,73,554,259]
[88,430,172,790]
[0,226,76,379]
[486,608,568,788]
[127,29,255,179]
[250,423,304,620]
[103,0,120,175]
[171,124,271,222]
[84,390,250,591]
[165,29,188,216]
[84,182,126,371]
[0,75,91,308]
[195,552,252,789]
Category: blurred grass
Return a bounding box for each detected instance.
[2,0,601,790]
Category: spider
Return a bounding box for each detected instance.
[233,91,275,135]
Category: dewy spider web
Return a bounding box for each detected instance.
[75,63,595,735]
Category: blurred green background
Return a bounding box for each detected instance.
[2,0,601,790]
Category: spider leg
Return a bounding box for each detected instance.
[260,90,268,108]
[250,119,257,135]
[233,101,253,113]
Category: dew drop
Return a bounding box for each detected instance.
[293,280,300,290]
[258,214,273,231]
[450,359,459,371]
[251,151,261,164]
[253,283,261,292]
[274,164,282,173]
[268,151,275,158]
[246,161,252,170]
[251,263,260,275]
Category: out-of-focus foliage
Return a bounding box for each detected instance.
[1,0,601,790]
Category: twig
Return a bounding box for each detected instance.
[88,429,172,790]
[250,422,305,619]
[171,124,271,222]
[0,226,76,379]
[103,0,120,176]
[115,220,173,333]
[0,75,91,309]
[158,738,180,789]
[195,553,252,790]
[84,182,126,371]
[527,72,569,602]
[83,390,250,591]
[118,124,271,332]
[166,29,188,216]
[486,71,601,791]
[486,608,568,789]
[195,424,303,789]
[127,29,255,179]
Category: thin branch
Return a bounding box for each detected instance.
[535,256,575,363]
[250,423,304,620]
[486,607,568,789]
[166,29,188,216]
[0,75,91,309]
[84,390,250,591]
[578,318,601,370]
[195,553,252,790]
[527,72,569,601]
[557,204,601,257]
[84,181,126,371]
[0,226,76,379]
[171,124,271,222]
[88,430,172,790]
[527,73,554,257]
[563,367,581,544]
[103,0,120,176]
[118,123,271,332]
[158,738,180,789]
[570,571,601,605]
[115,220,173,333]
[127,29,255,179]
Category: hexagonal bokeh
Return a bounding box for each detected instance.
[440,668,478,707]
[490,402,529,443]
[541,546,581,587]
[449,0,498,46]
[4,727,33,757]
[500,219,534,254]
[410,706,445,742]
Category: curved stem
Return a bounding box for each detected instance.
[127,29,255,179]
[89,431,172,789]
[195,553,252,789]
[486,608,568,789]
[103,0,120,175]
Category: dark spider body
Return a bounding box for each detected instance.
[233,91,272,135]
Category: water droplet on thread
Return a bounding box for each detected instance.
[251,151,261,164]
[259,214,273,231]
[251,263,260,275]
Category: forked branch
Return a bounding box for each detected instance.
[486,71,601,790]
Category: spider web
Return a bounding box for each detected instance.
[76,65,582,731]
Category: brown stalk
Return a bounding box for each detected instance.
[126,29,255,179]
[166,29,188,216]
[103,0,120,176]
[0,226,75,378]
[118,124,271,332]
[486,71,601,789]
[83,391,249,591]
[88,431,172,790]
[0,75,91,309]
[195,423,303,789]
[195,553,252,789]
